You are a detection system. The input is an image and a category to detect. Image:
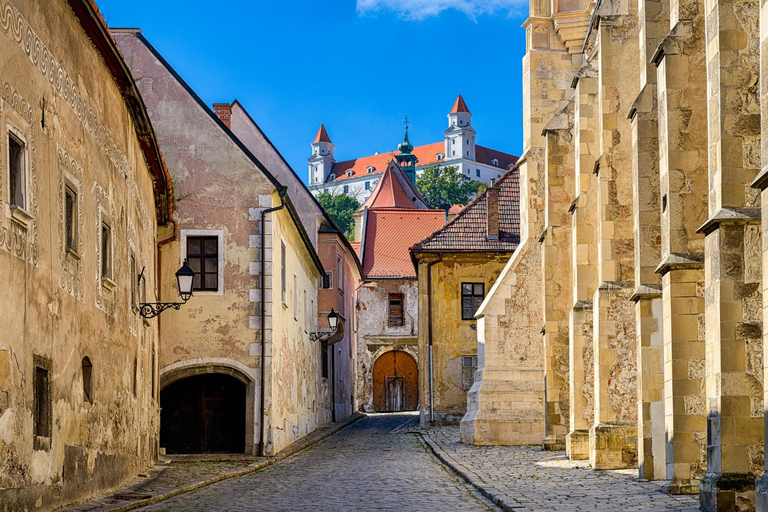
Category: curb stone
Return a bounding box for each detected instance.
[70,413,365,512]
[417,433,529,512]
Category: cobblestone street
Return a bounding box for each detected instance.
[133,414,496,512]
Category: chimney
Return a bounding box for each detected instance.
[213,103,232,129]
[486,178,499,240]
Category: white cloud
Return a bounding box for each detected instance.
[356,0,525,20]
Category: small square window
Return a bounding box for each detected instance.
[8,133,26,209]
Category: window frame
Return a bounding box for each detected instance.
[64,184,78,256]
[461,282,485,320]
[388,293,404,327]
[82,356,93,404]
[33,355,52,449]
[99,214,115,288]
[322,270,333,289]
[180,230,224,295]
[461,355,478,390]
[186,235,220,292]
[7,127,28,212]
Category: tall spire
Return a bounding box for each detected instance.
[395,125,417,185]
[450,94,470,113]
[313,123,332,143]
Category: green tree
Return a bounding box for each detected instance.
[316,192,360,240]
[416,165,479,211]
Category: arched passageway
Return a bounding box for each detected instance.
[372,350,417,411]
[160,373,246,453]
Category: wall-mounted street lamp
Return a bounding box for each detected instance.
[310,308,339,341]
[139,260,195,319]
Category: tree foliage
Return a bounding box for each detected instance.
[416,165,480,211]
[316,192,360,240]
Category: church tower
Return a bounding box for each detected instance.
[395,126,418,185]
[308,124,335,185]
[444,95,476,161]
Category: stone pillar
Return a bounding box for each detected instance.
[541,100,576,450]
[699,0,763,506]
[629,82,665,481]
[755,1,768,509]
[567,68,600,460]
[629,0,669,482]
[653,3,710,492]
[589,9,641,470]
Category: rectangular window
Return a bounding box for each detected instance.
[101,221,112,280]
[343,185,349,194]
[34,364,50,438]
[476,169,480,177]
[8,133,25,209]
[187,236,219,291]
[322,271,333,289]
[462,355,478,390]
[388,293,404,327]
[281,242,287,304]
[65,186,77,253]
[321,340,329,379]
[365,181,370,190]
[461,282,485,320]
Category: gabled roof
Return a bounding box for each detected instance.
[358,160,429,211]
[362,209,446,279]
[313,124,332,144]
[327,142,517,183]
[410,163,521,254]
[451,94,470,113]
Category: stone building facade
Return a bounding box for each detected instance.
[113,31,329,457]
[411,167,520,426]
[0,0,173,509]
[464,0,768,508]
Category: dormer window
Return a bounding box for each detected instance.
[436,153,444,161]
[367,166,375,173]
[329,173,336,181]
[492,158,499,166]
[346,170,354,177]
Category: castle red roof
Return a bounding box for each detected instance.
[328,142,517,183]
[362,209,446,278]
[313,124,332,143]
[451,94,470,113]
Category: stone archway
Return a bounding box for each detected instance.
[159,360,256,454]
[372,350,418,412]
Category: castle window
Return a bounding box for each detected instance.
[476,169,480,177]
[365,181,370,190]
[367,166,375,173]
[492,158,499,166]
[343,185,349,194]
[329,173,336,181]
[437,153,443,161]
[82,357,93,404]
[8,131,26,210]
[346,170,353,177]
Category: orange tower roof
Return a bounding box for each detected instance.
[358,161,429,210]
[313,124,332,143]
[450,94,470,113]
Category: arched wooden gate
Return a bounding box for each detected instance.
[372,350,418,411]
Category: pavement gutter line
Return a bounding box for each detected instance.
[85,413,365,512]
[416,433,526,512]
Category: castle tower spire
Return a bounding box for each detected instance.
[395,124,418,185]
[308,123,335,185]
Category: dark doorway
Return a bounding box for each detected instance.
[160,373,246,454]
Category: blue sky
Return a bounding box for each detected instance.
[98,0,528,184]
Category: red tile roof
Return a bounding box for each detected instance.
[349,241,361,257]
[314,124,332,143]
[358,161,429,211]
[451,94,470,113]
[448,204,465,214]
[362,209,446,278]
[410,163,520,254]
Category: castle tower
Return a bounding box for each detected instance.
[395,126,418,185]
[444,95,476,161]
[308,124,335,185]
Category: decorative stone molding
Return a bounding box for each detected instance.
[58,148,84,301]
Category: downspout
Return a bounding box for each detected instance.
[259,192,286,457]
[331,344,336,423]
[426,252,443,423]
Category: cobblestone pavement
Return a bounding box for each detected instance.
[413,422,701,512]
[133,413,497,512]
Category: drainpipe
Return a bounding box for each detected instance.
[426,253,443,423]
[259,192,286,457]
[331,345,336,423]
